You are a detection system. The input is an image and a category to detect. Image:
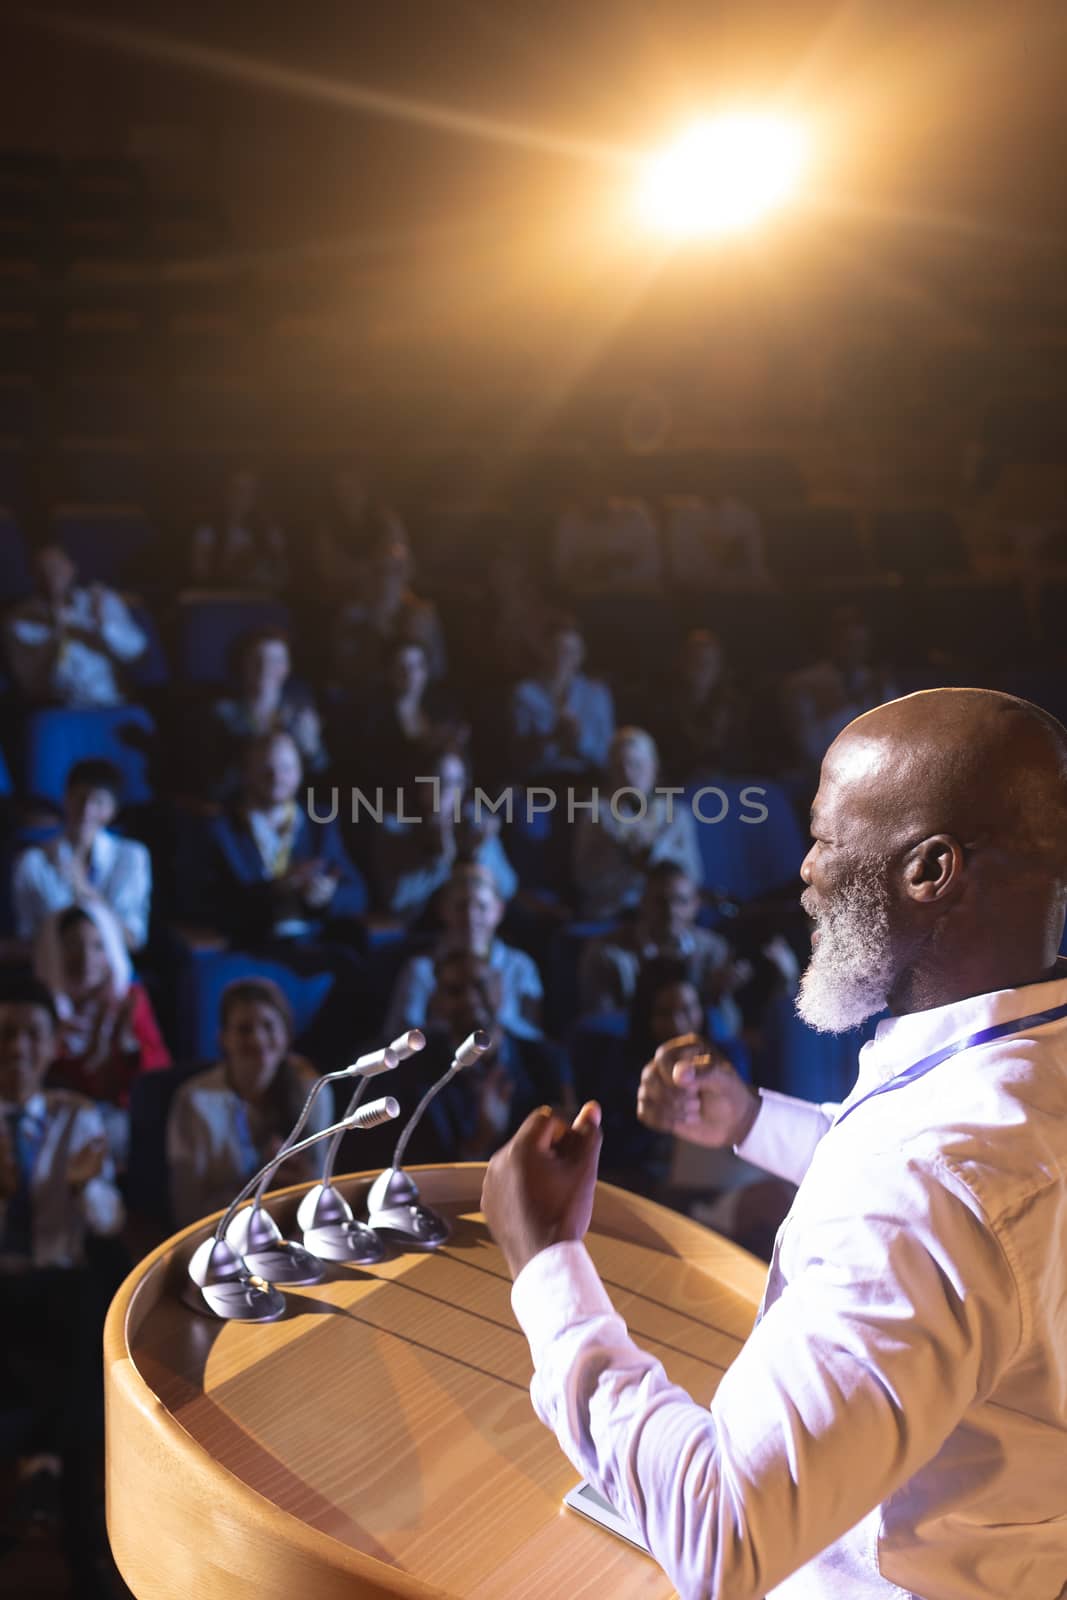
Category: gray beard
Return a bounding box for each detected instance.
[796,861,895,1034]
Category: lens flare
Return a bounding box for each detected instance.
[637,113,811,238]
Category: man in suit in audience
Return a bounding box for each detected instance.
[484,688,1067,1600]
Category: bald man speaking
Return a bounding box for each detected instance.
[482,690,1067,1600]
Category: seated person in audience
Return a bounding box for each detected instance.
[376,747,518,920]
[0,975,125,1584]
[189,462,287,593]
[398,949,568,1166]
[782,604,897,772]
[330,506,447,691]
[552,453,662,594]
[206,626,328,797]
[656,628,751,781]
[579,861,742,1031]
[664,476,769,588]
[34,904,170,1169]
[13,758,152,951]
[384,862,543,1040]
[573,727,703,919]
[166,977,333,1228]
[580,958,711,1192]
[509,612,615,779]
[4,538,147,708]
[362,638,469,793]
[194,730,368,947]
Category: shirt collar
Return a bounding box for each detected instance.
[857,957,1067,1091]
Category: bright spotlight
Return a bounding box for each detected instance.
[637,113,810,239]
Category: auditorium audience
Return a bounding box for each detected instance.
[33,904,170,1167]
[4,540,147,708]
[206,626,328,796]
[375,747,518,919]
[166,977,333,1228]
[509,612,615,779]
[189,463,287,593]
[13,758,153,950]
[190,729,368,946]
[384,861,542,1040]
[397,949,567,1165]
[572,727,703,918]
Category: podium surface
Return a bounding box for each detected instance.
[105,1164,766,1599]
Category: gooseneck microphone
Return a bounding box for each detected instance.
[225,1044,401,1281]
[298,1030,427,1262]
[183,1097,399,1322]
[365,1029,492,1249]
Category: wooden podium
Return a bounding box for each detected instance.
[105,1164,766,1599]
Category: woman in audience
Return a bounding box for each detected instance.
[572,727,703,919]
[362,637,468,793]
[330,506,446,692]
[189,463,287,593]
[384,861,542,1040]
[13,758,152,951]
[206,626,328,797]
[4,539,147,710]
[508,611,615,780]
[376,747,518,920]
[34,904,170,1168]
[166,977,333,1228]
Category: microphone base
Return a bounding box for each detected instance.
[302,1220,387,1263]
[180,1274,287,1321]
[366,1167,450,1248]
[240,1239,326,1285]
[368,1201,451,1250]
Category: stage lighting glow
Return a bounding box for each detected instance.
[637,113,810,238]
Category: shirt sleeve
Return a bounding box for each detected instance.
[733,1089,837,1186]
[98,588,147,662]
[72,1104,126,1237]
[12,848,53,941]
[512,1152,1020,1600]
[110,840,152,950]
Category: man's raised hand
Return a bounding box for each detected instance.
[636,1033,761,1150]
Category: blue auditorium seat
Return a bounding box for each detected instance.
[52,506,154,587]
[126,602,169,690]
[546,919,619,1033]
[176,594,290,685]
[20,704,156,806]
[686,778,806,901]
[172,948,337,1063]
[502,787,572,901]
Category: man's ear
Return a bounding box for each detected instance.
[902,835,965,902]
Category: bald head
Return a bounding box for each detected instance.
[825,688,1067,875]
[800,688,1067,1026]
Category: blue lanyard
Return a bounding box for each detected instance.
[833,998,1067,1128]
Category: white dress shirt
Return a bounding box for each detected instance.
[166,1058,334,1229]
[13,829,152,949]
[512,962,1067,1599]
[0,1089,125,1271]
[4,584,147,707]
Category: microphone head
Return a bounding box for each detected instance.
[348,1045,399,1078]
[389,1028,427,1060]
[453,1029,493,1071]
[345,1095,400,1130]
